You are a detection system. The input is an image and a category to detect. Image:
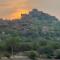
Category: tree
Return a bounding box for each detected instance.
[5,36,20,56]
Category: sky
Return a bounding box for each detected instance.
[0,0,60,20]
[0,0,30,19]
[29,0,60,20]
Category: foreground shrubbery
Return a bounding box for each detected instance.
[0,36,60,59]
[24,51,39,60]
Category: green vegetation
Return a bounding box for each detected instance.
[25,51,39,60]
[0,9,60,59]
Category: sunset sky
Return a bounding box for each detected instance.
[0,0,60,19]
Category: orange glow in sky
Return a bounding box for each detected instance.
[0,0,60,20]
[0,0,31,20]
[7,0,31,20]
[8,8,30,20]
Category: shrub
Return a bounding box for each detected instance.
[4,52,11,59]
[54,49,60,59]
[25,51,39,60]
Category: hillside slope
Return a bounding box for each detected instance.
[0,9,60,41]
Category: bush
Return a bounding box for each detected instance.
[54,49,60,59]
[37,47,54,59]
[19,43,32,52]
[25,51,39,60]
[4,52,11,59]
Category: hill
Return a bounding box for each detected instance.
[0,9,60,59]
[13,9,60,40]
[0,9,60,40]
